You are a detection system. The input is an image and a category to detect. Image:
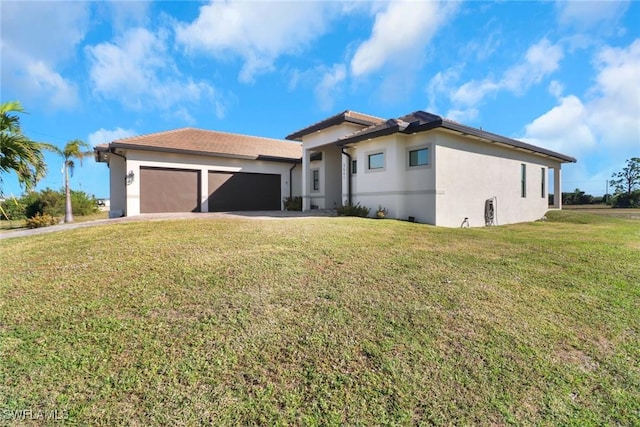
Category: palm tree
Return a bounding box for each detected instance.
[51,140,92,223]
[0,100,48,192]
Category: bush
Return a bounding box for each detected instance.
[22,188,99,218]
[25,213,59,228]
[0,198,26,220]
[337,202,370,217]
[70,190,99,216]
[611,190,640,208]
[283,196,302,211]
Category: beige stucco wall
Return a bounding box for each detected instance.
[108,153,126,218]
[433,130,560,227]
[345,134,438,223]
[343,129,563,227]
[110,149,300,216]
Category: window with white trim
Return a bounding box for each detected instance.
[409,148,429,167]
[368,152,384,170]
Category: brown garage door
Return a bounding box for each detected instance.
[140,167,200,213]
[208,172,280,211]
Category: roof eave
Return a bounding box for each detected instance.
[286,112,381,141]
[438,122,577,163]
[109,142,301,163]
[336,125,400,147]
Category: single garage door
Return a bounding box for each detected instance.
[208,172,280,211]
[140,167,200,213]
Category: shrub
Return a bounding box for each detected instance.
[375,205,388,219]
[0,198,26,220]
[25,213,59,228]
[23,188,98,218]
[611,190,640,208]
[283,196,302,211]
[337,202,370,217]
[70,190,99,216]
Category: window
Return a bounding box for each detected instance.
[351,159,357,174]
[312,169,319,191]
[541,167,545,198]
[409,148,429,167]
[521,164,527,198]
[368,152,384,170]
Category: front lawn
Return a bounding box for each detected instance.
[1,212,638,425]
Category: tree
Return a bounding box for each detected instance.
[610,158,640,195]
[50,140,92,223]
[0,100,48,192]
[610,158,640,208]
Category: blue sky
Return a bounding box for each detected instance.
[1,0,638,199]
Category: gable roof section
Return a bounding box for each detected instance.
[286,110,385,141]
[336,111,577,163]
[107,127,302,162]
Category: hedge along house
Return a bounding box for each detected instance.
[287,110,576,228]
[95,128,302,218]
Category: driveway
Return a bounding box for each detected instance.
[0,210,337,240]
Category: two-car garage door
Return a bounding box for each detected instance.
[139,167,281,213]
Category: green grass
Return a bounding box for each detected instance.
[1,212,639,425]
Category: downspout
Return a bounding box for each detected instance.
[289,163,297,199]
[341,148,352,206]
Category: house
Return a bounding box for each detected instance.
[95,128,302,217]
[95,110,576,227]
[286,110,576,227]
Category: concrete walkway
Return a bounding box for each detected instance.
[0,210,337,240]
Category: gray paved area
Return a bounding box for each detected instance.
[0,210,337,240]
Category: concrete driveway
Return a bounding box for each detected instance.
[0,210,337,240]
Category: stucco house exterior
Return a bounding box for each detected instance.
[95,110,575,227]
[286,110,576,227]
[95,128,302,217]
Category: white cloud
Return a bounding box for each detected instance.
[522,39,640,193]
[174,1,337,83]
[548,80,564,98]
[451,38,564,107]
[0,1,89,108]
[446,108,479,123]
[556,0,629,30]
[350,1,458,77]
[315,64,347,111]
[86,27,222,118]
[522,95,596,153]
[25,62,79,109]
[88,127,137,146]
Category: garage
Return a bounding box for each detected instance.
[208,172,281,211]
[140,167,200,213]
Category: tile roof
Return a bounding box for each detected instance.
[286,110,385,141]
[108,127,302,161]
[336,110,576,163]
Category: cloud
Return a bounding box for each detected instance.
[451,38,564,107]
[521,39,640,193]
[556,0,629,31]
[350,1,458,77]
[174,0,337,83]
[0,1,89,108]
[315,64,347,111]
[522,95,596,153]
[86,27,222,118]
[88,127,137,146]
